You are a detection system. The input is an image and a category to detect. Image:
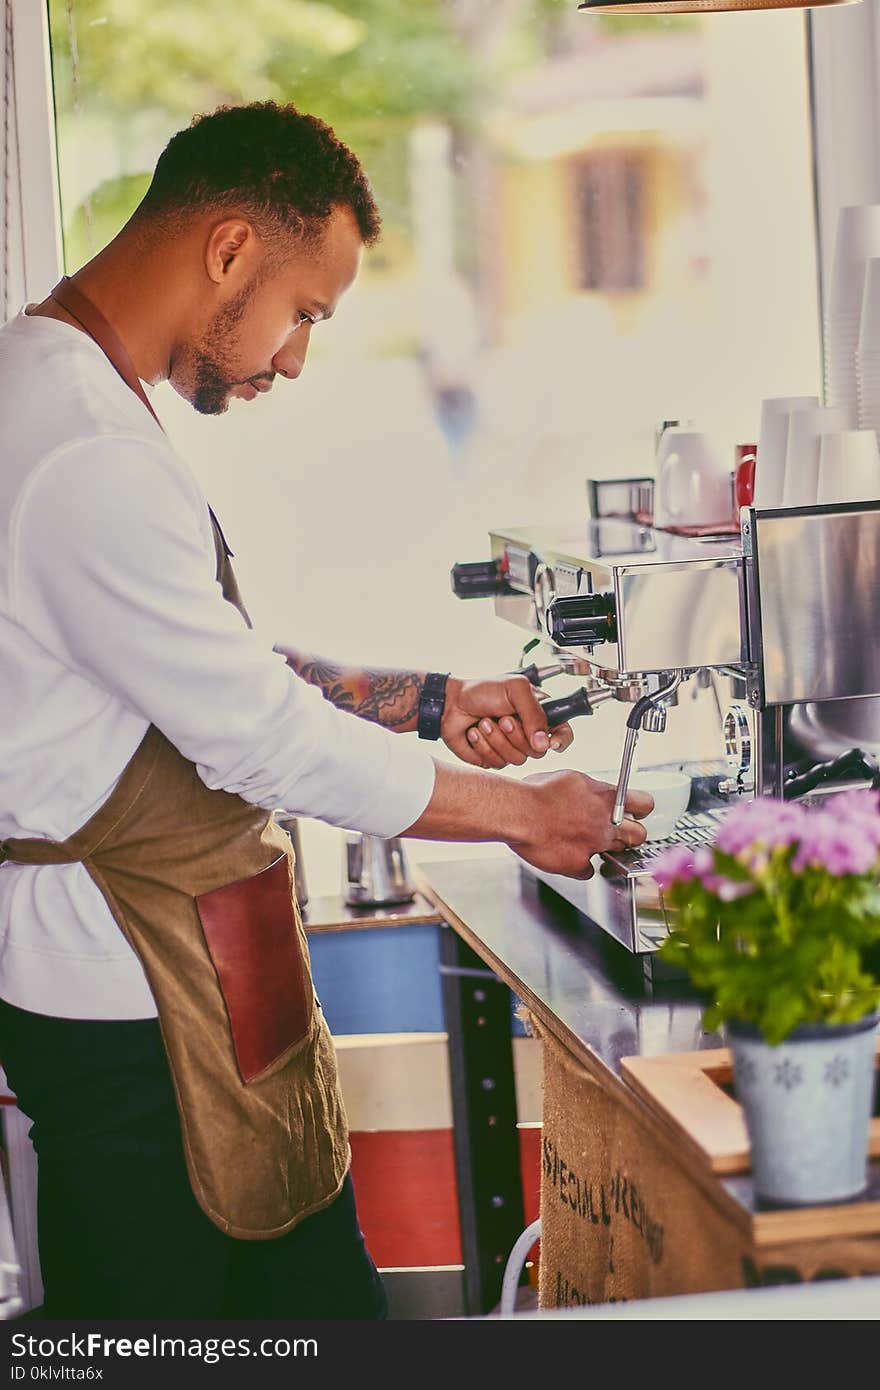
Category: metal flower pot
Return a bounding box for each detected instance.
[728,1013,879,1207]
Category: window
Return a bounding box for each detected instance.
[575,150,647,293]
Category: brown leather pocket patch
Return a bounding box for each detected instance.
[196,854,312,1084]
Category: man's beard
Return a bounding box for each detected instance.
[191,352,236,415]
[187,280,260,416]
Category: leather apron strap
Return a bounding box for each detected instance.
[50,276,252,625]
[51,275,160,425]
[1,727,167,866]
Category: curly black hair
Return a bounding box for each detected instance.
[136,101,381,247]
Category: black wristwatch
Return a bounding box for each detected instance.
[417,671,450,741]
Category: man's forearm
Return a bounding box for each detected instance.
[401,761,653,882]
[274,645,427,730]
[400,759,530,845]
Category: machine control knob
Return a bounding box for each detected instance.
[544,594,617,648]
[450,560,511,599]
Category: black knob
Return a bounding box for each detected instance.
[451,560,511,599]
[545,594,616,647]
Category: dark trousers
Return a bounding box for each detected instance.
[0,1000,387,1319]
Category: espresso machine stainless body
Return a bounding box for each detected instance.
[458,498,880,978]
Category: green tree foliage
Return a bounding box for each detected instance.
[49,0,489,264]
[49,0,477,135]
[49,2,693,273]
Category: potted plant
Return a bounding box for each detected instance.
[654,788,880,1207]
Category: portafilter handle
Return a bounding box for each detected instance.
[611,672,683,825]
[541,684,618,727]
[542,687,594,728]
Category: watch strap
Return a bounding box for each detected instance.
[417,672,450,741]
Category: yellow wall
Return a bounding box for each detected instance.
[498,138,703,338]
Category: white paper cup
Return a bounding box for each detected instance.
[755,396,820,507]
[858,258,880,357]
[856,378,878,430]
[829,204,880,318]
[817,429,880,504]
[782,405,850,506]
[627,769,692,841]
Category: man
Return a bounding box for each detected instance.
[0,101,651,1319]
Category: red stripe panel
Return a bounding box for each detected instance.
[349,1127,541,1269]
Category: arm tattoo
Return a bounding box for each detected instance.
[276,649,424,731]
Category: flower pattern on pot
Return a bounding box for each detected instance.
[823,1055,850,1088]
[736,1056,757,1086]
[773,1058,803,1090]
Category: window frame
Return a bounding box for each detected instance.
[2,0,62,313]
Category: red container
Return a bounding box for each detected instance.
[734,444,758,510]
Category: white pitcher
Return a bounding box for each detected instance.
[653,428,733,532]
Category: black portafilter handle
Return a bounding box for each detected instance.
[542,687,595,729]
[451,560,511,599]
[784,747,880,799]
[507,663,542,687]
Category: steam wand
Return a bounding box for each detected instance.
[611,672,684,826]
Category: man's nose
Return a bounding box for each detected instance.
[272,326,311,380]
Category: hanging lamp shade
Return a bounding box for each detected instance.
[578,0,858,13]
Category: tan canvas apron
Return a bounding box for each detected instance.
[0,279,350,1238]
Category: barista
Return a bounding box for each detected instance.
[0,100,652,1318]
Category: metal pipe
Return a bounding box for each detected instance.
[611,671,683,825]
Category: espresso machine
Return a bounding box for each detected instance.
[452,485,880,980]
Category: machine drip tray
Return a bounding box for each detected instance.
[603,808,727,875]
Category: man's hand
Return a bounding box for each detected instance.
[510,770,654,879]
[441,674,574,769]
[402,761,654,882]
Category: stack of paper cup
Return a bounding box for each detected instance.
[755,396,819,506]
[856,257,880,437]
[816,429,880,505]
[782,405,850,507]
[825,204,880,423]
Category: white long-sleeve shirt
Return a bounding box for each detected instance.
[0,308,436,1020]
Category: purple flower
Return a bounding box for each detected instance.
[705,875,755,902]
[714,797,808,858]
[656,788,880,896]
[652,846,698,891]
[653,842,756,901]
[653,846,722,892]
[790,810,880,877]
[826,789,880,850]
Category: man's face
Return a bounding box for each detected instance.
[173,205,363,416]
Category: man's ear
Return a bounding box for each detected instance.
[204,219,258,285]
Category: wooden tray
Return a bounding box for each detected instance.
[621,1039,880,1176]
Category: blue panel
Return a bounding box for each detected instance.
[308,924,529,1038]
[308,924,445,1034]
[510,996,530,1037]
